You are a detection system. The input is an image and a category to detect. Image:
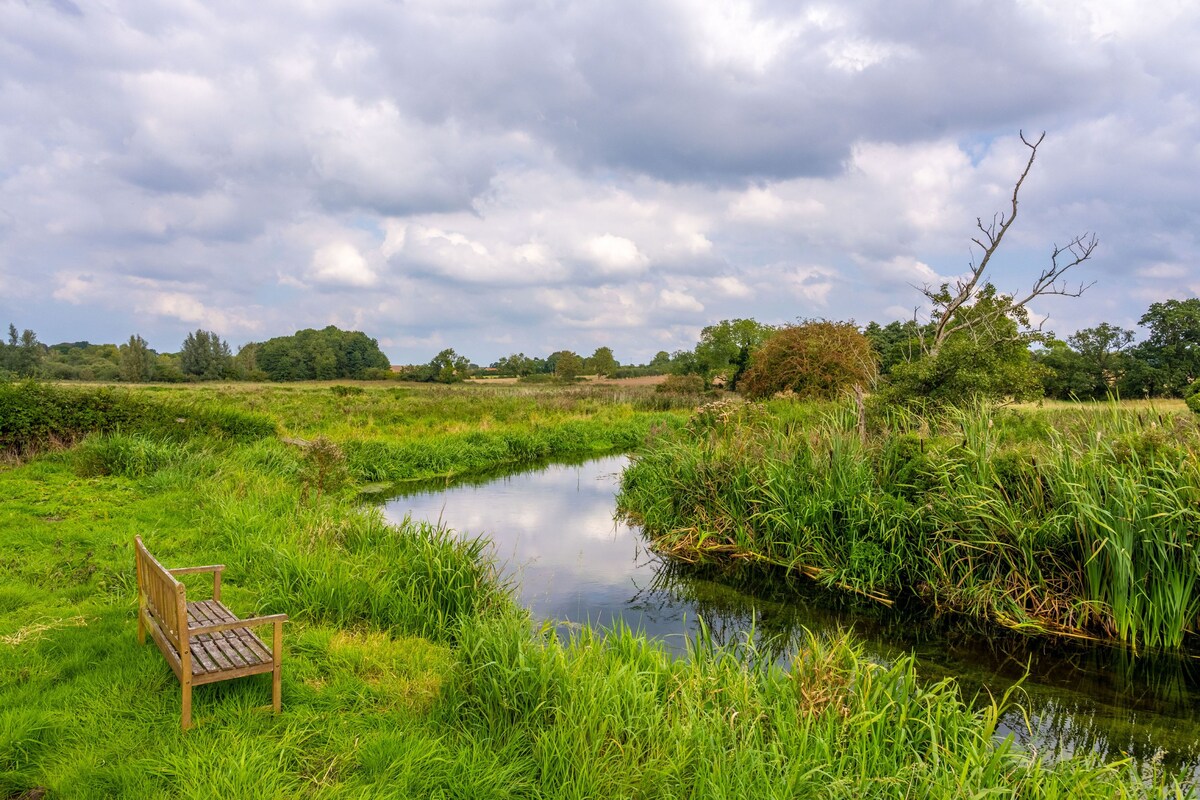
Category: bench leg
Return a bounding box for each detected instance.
[272,620,282,714]
[181,681,193,730]
[137,609,145,645]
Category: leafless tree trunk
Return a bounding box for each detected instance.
[919,132,1098,358]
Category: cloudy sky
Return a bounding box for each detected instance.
[2,0,1198,365]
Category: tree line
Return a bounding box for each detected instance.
[0,325,391,383]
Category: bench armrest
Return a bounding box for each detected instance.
[169,565,225,575]
[189,614,288,637]
[169,565,225,601]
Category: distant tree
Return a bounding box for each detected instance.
[1122,299,1200,397]
[863,320,921,376]
[587,346,618,377]
[429,348,470,383]
[256,326,390,381]
[1067,323,1135,398]
[231,342,266,381]
[119,334,156,382]
[554,351,584,381]
[650,351,671,368]
[179,329,233,380]
[493,352,537,377]
[692,319,775,387]
[2,324,43,378]
[740,321,877,400]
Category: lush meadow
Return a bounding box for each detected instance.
[0,381,1186,797]
[619,396,1200,652]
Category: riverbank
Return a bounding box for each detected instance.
[619,397,1200,651]
[0,382,1182,796]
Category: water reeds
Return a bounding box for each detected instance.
[620,399,1200,651]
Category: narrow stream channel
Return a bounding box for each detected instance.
[379,454,1200,780]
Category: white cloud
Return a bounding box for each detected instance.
[309,242,375,287]
[658,288,704,313]
[582,234,650,276]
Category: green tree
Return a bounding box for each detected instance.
[864,320,921,376]
[2,324,43,378]
[119,334,156,382]
[231,343,266,381]
[740,321,877,400]
[692,319,775,387]
[429,348,470,383]
[256,326,390,381]
[1066,323,1134,398]
[1122,299,1200,396]
[553,351,584,381]
[881,292,1045,408]
[179,329,232,380]
[586,346,618,377]
[650,351,671,368]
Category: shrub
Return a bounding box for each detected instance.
[739,321,877,400]
[1185,379,1200,414]
[655,374,704,394]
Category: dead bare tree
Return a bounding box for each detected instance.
[919,131,1098,358]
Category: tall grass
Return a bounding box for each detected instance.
[620,398,1200,651]
[0,385,1185,796]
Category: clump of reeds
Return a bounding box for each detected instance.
[620,398,1200,651]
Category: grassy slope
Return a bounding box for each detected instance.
[0,383,1175,797]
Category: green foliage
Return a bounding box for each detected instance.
[739,320,877,400]
[655,374,705,394]
[119,335,156,383]
[1123,299,1200,397]
[0,383,1180,796]
[620,398,1200,650]
[584,346,618,377]
[0,381,277,457]
[1185,380,1200,414]
[73,434,188,478]
[690,318,775,386]
[297,436,351,498]
[255,326,391,381]
[0,324,44,378]
[179,329,233,380]
[552,350,583,381]
[863,319,920,376]
[881,298,1045,408]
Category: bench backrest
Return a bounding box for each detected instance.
[134,536,185,650]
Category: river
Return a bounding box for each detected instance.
[379,453,1200,779]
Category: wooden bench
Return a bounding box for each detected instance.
[134,536,286,729]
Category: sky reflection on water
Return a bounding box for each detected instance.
[381,454,1200,783]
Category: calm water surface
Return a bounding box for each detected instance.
[380,454,1200,780]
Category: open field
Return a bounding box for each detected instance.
[0,382,1184,797]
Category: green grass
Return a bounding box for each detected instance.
[619,396,1200,652]
[0,382,1184,796]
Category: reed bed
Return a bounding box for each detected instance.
[619,398,1200,651]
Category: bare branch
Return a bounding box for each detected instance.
[923,131,1096,358]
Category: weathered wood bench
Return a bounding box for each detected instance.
[134,536,286,729]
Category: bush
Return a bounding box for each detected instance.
[739,321,877,400]
[0,381,277,457]
[655,374,704,394]
[1185,379,1200,414]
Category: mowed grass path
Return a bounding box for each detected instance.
[0,382,1179,797]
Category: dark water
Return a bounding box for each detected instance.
[379,454,1200,779]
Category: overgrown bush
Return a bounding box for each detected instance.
[739,321,877,400]
[655,374,704,394]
